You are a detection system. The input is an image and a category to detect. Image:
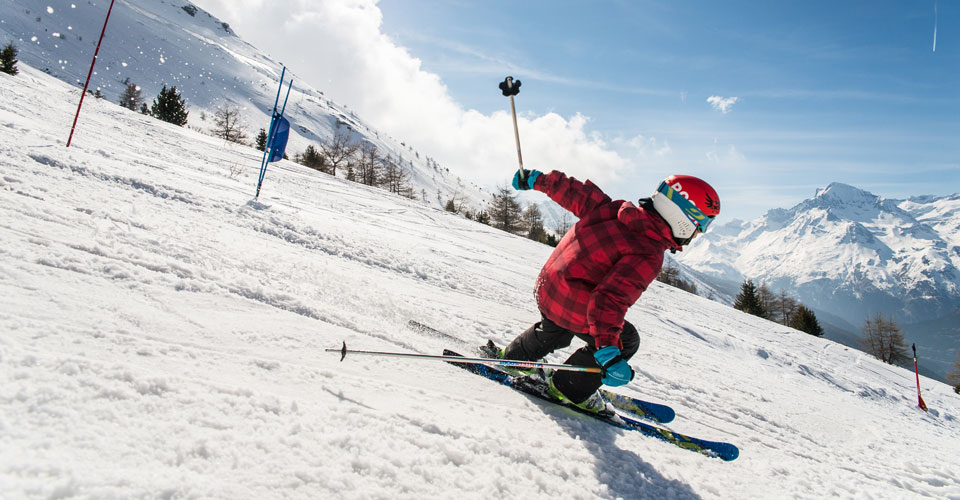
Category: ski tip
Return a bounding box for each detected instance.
[340,341,347,362]
[714,443,740,461]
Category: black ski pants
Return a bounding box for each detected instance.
[502,314,640,404]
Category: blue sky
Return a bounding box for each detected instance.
[198,0,957,222]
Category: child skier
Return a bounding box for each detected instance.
[483,169,720,413]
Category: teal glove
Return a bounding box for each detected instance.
[512,169,541,191]
[594,346,634,387]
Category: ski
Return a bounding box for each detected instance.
[444,349,739,461]
[598,388,675,424]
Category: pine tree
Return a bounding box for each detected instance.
[474,210,491,225]
[255,128,268,151]
[789,305,824,337]
[488,186,524,233]
[119,83,143,111]
[150,85,189,126]
[300,145,328,172]
[860,313,909,366]
[734,279,766,317]
[0,43,19,76]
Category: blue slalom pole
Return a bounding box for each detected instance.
[256,78,293,198]
[256,67,286,199]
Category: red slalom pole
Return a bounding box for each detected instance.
[912,344,928,412]
[67,0,116,147]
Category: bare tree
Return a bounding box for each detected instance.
[554,211,573,236]
[380,155,411,196]
[211,104,247,144]
[860,313,909,366]
[319,128,358,177]
[947,354,960,394]
[356,142,381,186]
[757,283,776,320]
[522,203,547,243]
[771,289,799,325]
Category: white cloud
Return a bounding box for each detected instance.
[707,95,740,114]
[627,134,672,158]
[192,0,627,187]
[706,139,746,166]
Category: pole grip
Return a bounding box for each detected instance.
[500,76,524,179]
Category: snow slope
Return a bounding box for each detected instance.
[1,0,492,215]
[2,66,960,499]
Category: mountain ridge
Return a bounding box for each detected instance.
[679,182,960,381]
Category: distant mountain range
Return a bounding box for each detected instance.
[2,0,491,212]
[677,183,960,382]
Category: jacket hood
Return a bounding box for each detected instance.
[618,198,683,252]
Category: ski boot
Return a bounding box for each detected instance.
[477,340,536,377]
[544,372,613,416]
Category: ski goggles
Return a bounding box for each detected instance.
[657,181,715,234]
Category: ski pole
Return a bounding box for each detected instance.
[67,0,116,147]
[327,341,602,373]
[499,76,525,183]
[912,344,928,412]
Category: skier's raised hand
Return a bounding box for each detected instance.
[512,169,541,191]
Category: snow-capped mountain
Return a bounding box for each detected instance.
[679,182,960,381]
[1,0,490,212]
[4,61,960,499]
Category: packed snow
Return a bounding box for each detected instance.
[2,66,960,499]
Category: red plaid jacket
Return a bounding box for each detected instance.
[533,171,681,348]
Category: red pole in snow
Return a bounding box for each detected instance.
[66,0,116,148]
[912,344,928,412]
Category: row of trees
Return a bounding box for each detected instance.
[732,279,958,387]
[119,81,190,126]
[289,129,417,199]
[474,187,561,245]
[112,76,465,217]
[859,313,909,366]
[657,265,698,295]
[734,279,824,336]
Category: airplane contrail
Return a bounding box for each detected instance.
[933,0,938,52]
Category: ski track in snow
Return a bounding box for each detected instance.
[2,66,960,499]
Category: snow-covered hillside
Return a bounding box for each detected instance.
[1,0,491,213]
[680,182,960,382]
[3,64,960,499]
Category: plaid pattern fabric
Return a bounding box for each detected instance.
[533,171,681,348]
